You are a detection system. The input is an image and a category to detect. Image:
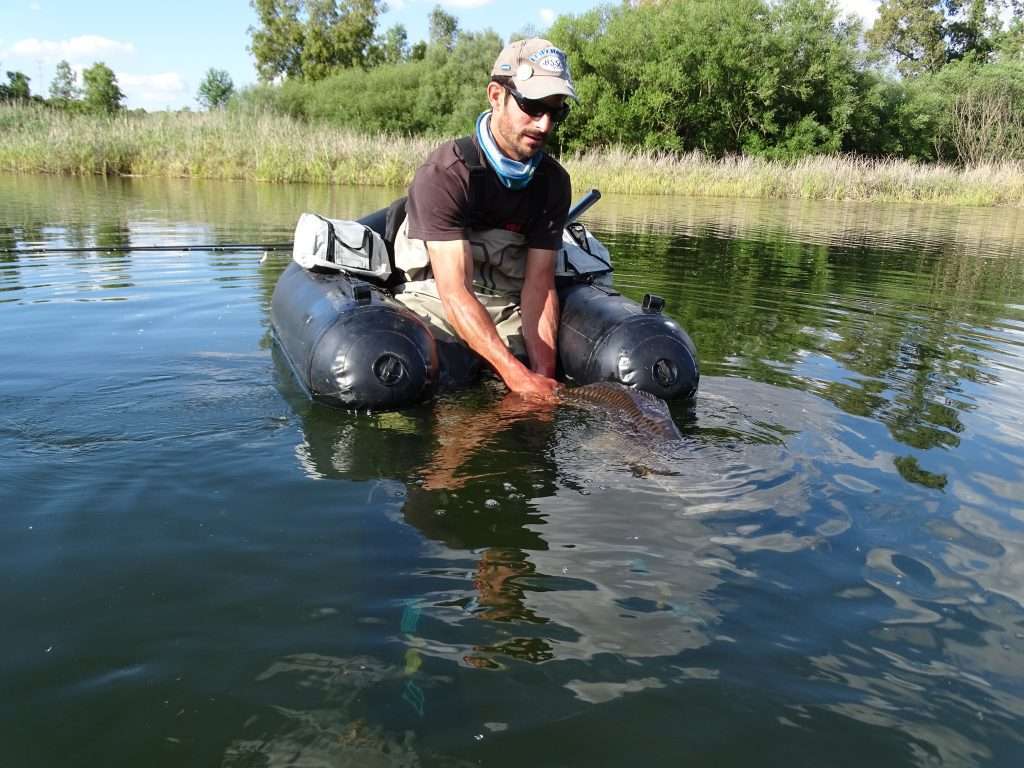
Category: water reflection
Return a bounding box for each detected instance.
[5,172,1024,461]
[268,336,1024,764]
[4,173,1024,765]
[603,212,1023,455]
[0,173,397,254]
[274,343,859,661]
[587,194,1024,260]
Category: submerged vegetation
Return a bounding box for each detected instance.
[3,1,1024,204]
[2,103,1022,205]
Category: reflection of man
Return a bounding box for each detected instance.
[393,38,576,398]
[399,392,556,627]
[472,547,540,623]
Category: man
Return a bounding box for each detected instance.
[392,38,576,399]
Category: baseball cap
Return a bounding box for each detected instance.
[491,38,577,101]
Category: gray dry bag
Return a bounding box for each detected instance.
[293,213,392,283]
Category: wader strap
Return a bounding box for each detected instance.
[454,135,486,231]
[454,134,547,237]
[383,197,409,288]
[384,197,407,251]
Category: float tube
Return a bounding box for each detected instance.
[270,191,699,410]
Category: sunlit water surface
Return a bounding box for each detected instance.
[2,175,1024,767]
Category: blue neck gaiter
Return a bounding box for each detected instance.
[475,110,541,191]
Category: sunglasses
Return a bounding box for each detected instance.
[501,83,571,123]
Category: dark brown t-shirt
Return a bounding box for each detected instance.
[405,137,571,251]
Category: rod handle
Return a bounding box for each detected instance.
[566,189,601,225]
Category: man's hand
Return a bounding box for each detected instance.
[428,239,559,398]
[504,367,560,399]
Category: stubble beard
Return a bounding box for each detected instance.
[493,108,547,162]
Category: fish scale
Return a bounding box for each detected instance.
[559,382,683,441]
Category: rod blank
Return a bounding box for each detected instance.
[0,242,293,256]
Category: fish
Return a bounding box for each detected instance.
[558,381,683,442]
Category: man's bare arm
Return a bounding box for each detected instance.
[427,240,558,397]
[520,247,559,378]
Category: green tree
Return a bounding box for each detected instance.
[301,0,343,79]
[319,0,380,74]
[757,0,863,157]
[82,62,125,113]
[928,58,1024,161]
[867,0,947,76]
[549,0,863,157]
[868,1,1015,75]
[998,18,1024,60]
[428,5,459,51]
[1,71,31,101]
[249,0,382,81]
[197,68,235,109]
[410,40,428,61]
[249,0,305,81]
[379,24,410,64]
[412,30,502,135]
[49,60,80,103]
[946,0,1002,61]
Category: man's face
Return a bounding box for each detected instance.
[486,81,566,162]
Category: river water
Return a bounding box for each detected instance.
[2,174,1023,767]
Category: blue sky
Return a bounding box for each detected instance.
[0,1,880,110]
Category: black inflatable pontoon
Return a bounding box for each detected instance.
[270,191,699,410]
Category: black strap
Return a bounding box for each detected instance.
[454,134,548,236]
[454,135,487,230]
[383,197,409,289]
[383,197,407,250]
[313,213,337,265]
[454,135,485,171]
[313,213,374,269]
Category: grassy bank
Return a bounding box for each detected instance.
[0,103,434,187]
[2,104,1023,206]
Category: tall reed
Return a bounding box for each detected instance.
[2,104,1023,206]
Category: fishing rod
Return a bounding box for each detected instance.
[567,188,601,224]
[0,242,293,256]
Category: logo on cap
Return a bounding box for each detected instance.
[528,47,567,75]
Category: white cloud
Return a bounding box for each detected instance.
[117,71,187,106]
[9,35,135,62]
[29,2,42,11]
[440,0,494,8]
[539,8,556,25]
[836,0,880,26]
